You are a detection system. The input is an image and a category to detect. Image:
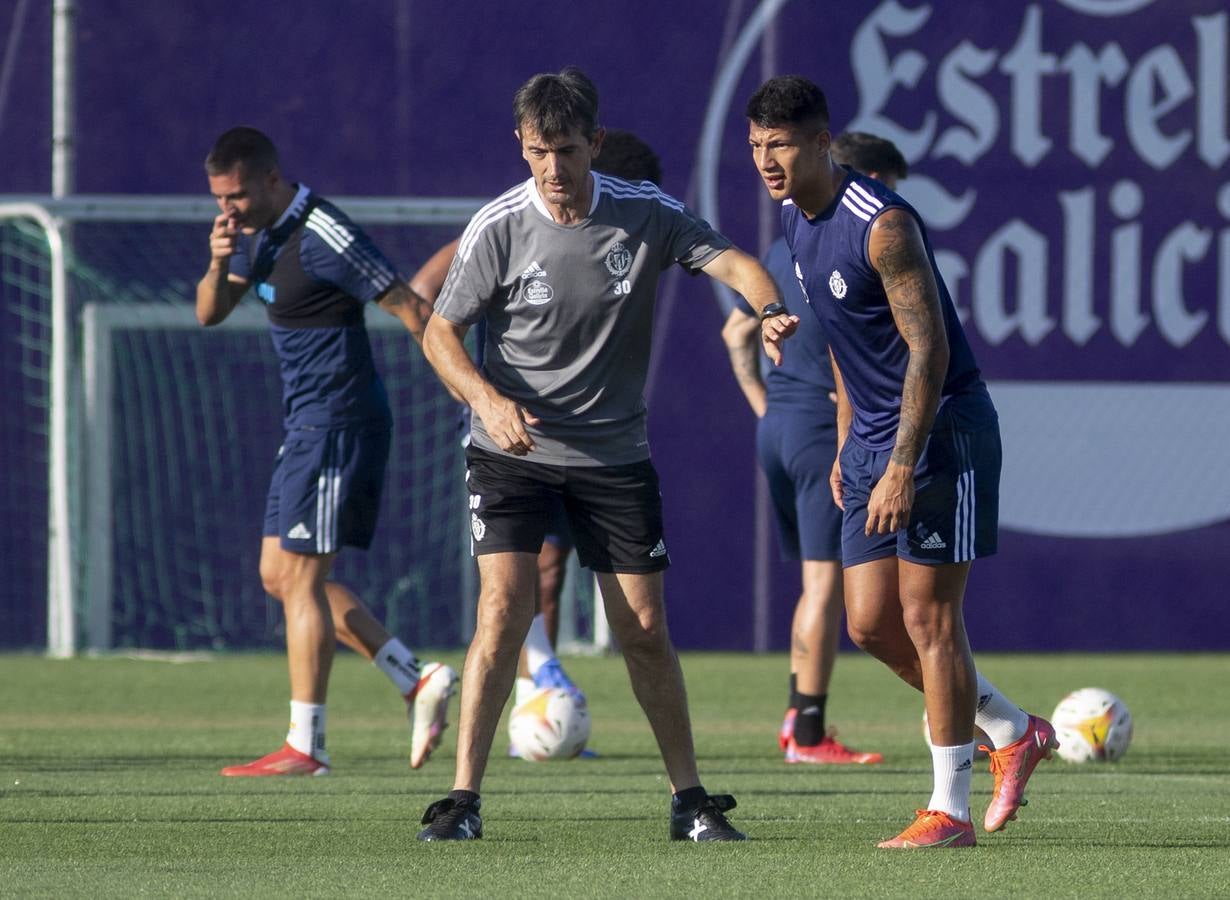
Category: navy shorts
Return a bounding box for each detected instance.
[839,412,1001,567]
[263,425,390,554]
[756,410,842,562]
[465,445,667,574]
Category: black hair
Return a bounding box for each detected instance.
[745,75,829,131]
[513,66,601,139]
[594,128,662,185]
[205,126,279,176]
[831,131,909,180]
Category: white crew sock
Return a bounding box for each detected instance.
[514,677,536,707]
[372,638,421,696]
[926,742,974,822]
[973,671,1030,749]
[523,614,555,677]
[287,701,326,759]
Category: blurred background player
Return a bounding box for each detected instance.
[720,132,906,766]
[746,77,1057,849]
[409,129,665,726]
[196,126,458,776]
[416,66,794,841]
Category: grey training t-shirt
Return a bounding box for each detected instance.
[436,172,732,466]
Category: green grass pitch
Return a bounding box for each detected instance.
[2,651,1227,897]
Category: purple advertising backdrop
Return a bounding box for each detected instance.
[1,0,1226,650]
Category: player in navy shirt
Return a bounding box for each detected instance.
[721,134,907,767]
[746,77,1057,848]
[195,127,457,777]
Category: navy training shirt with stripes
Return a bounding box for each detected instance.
[229,184,396,431]
[780,167,995,452]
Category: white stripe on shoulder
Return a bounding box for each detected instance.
[457,181,534,264]
[840,195,873,222]
[842,186,880,218]
[847,181,884,210]
[600,176,686,212]
[311,208,394,273]
[305,209,391,289]
[304,224,388,291]
[305,212,371,276]
[311,207,396,286]
[305,210,346,248]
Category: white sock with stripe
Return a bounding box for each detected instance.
[927,742,974,822]
[373,638,421,696]
[287,701,326,759]
[973,671,1030,749]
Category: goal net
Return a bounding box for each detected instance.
[0,195,596,656]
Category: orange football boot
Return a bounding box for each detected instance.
[786,730,884,765]
[220,743,329,777]
[877,810,976,849]
[983,714,1058,832]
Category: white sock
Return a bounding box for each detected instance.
[373,638,421,696]
[926,742,974,822]
[287,701,326,759]
[514,677,536,706]
[523,614,555,677]
[973,671,1029,749]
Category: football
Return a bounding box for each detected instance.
[1051,687,1134,763]
[508,687,591,761]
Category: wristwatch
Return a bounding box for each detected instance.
[759,301,788,320]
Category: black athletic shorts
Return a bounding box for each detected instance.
[464,445,669,574]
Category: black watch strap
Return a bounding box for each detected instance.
[759,301,787,320]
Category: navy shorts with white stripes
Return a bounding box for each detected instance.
[838,410,1001,567]
[263,424,390,554]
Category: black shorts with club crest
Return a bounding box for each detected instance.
[464,445,669,574]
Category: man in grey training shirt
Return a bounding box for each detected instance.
[416,67,797,842]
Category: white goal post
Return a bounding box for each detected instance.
[0,202,72,656]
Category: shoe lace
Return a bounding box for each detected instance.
[986,749,1005,779]
[898,810,947,840]
[986,742,1025,782]
[421,798,475,832]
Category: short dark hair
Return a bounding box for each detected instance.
[513,66,600,140]
[205,126,279,176]
[831,131,909,180]
[593,129,661,185]
[745,75,829,132]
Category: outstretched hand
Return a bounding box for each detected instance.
[761,313,800,366]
